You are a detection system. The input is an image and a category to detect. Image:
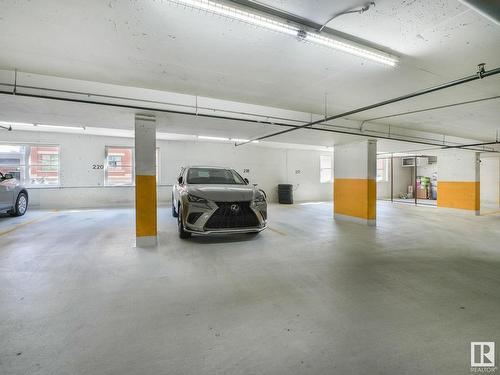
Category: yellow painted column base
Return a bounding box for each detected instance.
[135,175,157,245]
[437,181,479,213]
[334,178,376,225]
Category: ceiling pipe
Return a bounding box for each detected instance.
[442,141,500,149]
[0,80,473,148]
[357,95,500,123]
[0,82,307,125]
[2,81,496,141]
[0,86,449,147]
[0,77,497,153]
[236,64,500,146]
[356,95,500,138]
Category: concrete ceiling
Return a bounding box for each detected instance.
[0,0,499,143]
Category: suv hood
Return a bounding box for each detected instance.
[187,185,261,202]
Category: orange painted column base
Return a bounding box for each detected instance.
[334,178,376,225]
[135,175,157,239]
[437,181,480,214]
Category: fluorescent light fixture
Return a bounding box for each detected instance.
[4,121,86,133]
[168,0,398,66]
[0,145,23,153]
[198,135,230,141]
[231,138,259,143]
[304,34,398,66]
[197,136,259,143]
[35,124,85,132]
[0,121,32,127]
[170,0,298,36]
[85,127,134,138]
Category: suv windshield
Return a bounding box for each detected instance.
[186,168,246,185]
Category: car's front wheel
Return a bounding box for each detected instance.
[178,205,191,239]
[11,192,28,217]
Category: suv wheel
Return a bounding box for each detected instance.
[178,206,191,239]
[11,192,28,217]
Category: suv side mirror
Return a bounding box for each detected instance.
[244,178,249,184]
[178,176,183,184]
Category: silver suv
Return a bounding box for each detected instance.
[172,166,267,239]
[0,172,29,216]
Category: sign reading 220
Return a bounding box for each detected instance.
[92,164,104,169]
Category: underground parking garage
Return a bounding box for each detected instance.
[1,0,500,374]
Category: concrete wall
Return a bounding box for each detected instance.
[438,151,479,181]
[334,140,376,225]
[480,157,500,205]
[437,150,480,212]
[1,130,333,208]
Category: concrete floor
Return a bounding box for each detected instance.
[380,198,438,206]
[1,202,499,375]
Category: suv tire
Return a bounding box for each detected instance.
[178,206,191,239]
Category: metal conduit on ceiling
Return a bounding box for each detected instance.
[0,67,499,153]
[235,64,500,147]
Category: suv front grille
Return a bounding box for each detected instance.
[205,201,259,229]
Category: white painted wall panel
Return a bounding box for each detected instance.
[480,157,500,204]
[1,130,332,208]
[438,150,479,182]
[334,140,376,179]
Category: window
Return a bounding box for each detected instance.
[104,147,159,186]
[320,155,332,183]
[377,159,389,182]
[29,146,60,185]
[105,147,134,186]
[0,144,60,186]
[186,168,245,185]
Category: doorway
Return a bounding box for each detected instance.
[377,155,438,207]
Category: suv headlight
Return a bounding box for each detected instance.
[187,194,209,203]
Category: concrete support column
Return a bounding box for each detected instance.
[134,115,157,247]
[437,151,480,215]
[334,139,377,226]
